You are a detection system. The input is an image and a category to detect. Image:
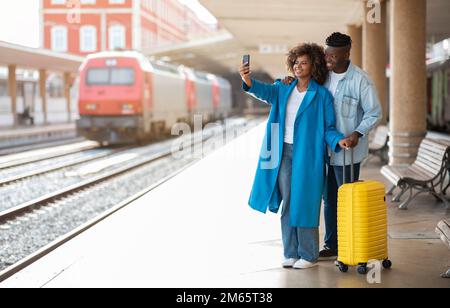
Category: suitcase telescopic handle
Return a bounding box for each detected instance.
[343,148,355,184]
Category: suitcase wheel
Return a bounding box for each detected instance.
[382,259,392,269]
[337,262,348,273]
[357,264,368,275]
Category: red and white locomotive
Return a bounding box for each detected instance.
[76,51,232,143]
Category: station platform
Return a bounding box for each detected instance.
[1,122,449,288]
[0,123,77,150]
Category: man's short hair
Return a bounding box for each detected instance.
[326,32,352,48]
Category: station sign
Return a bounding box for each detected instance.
[259,44,288,55]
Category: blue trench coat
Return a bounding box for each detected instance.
[244,78,344,228]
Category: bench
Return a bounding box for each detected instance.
[363,125,389,165]
[435,218,450,278]
[381,138,450,209]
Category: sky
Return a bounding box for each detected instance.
[0,0,217,48]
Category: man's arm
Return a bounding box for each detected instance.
[347,78,382,148]
[356,78,382,136]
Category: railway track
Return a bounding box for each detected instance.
[0,146,174,224]
[0,147,129,187]
[0,140,100,169]
[0,137,85,157]
[0,159,197,283]
[0,117,263,282]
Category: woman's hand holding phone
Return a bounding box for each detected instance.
[239,55,252,88]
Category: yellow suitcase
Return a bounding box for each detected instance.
[336,150,392,274]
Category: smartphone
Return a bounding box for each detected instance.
[243,54,250,67]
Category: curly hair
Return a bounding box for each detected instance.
[326,32,352,48]
[286,43,329,85]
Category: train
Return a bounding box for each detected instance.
[76,51,232,144]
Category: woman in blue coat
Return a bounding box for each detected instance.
[239,43,348,269]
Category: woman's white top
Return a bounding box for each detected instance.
[284,87,307,144]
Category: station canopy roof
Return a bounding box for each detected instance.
[0,41,84,73]
[149,0,450,78]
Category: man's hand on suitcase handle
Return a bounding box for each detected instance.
[342,131,362,149]
[347,132,362,148]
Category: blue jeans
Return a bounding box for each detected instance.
[278,143,319,263]
[323,162,361,252]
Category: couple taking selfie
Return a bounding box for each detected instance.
[239,32,382,269]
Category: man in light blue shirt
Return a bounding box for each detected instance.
[280,33,383,260]
[319,32,382,260]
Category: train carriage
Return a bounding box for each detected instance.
[76,51,232,144]
[215,76,233,121]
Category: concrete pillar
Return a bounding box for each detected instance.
[347,24,362,68]
[8,65,17,126]
[363,0,388,125]
[64,72,72,123]
[39,69,48,124]
[389,0,427,166]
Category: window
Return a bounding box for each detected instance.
[109,25,126,50]
[195,72,209,81]
[111,68,135,85]
[109,0,125,4]
[152,0,158,13]
[0,81,7,97]
[86,68,135,86]
[51,26,68,52]
[57,0,95,4]
[142,30,156,49]
[80,26,97,52]
[87,68,109,85]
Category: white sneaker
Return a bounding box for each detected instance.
[293,259,318,269]
[281,258,299,268]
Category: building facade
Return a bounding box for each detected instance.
[40,0,215,55]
